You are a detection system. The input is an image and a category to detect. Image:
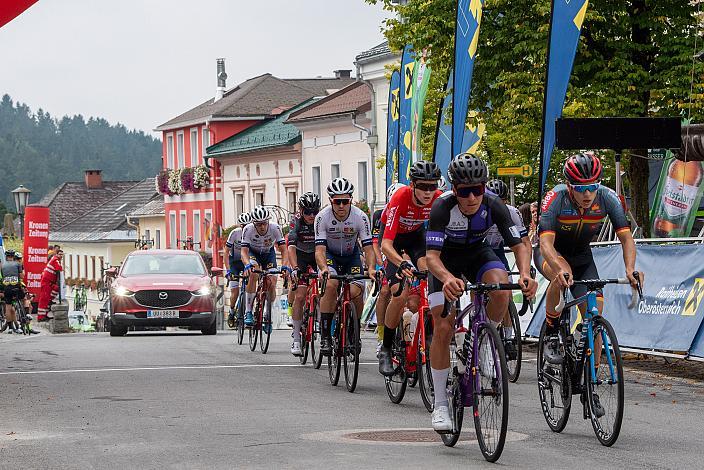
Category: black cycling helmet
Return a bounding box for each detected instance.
[487,179,509,199]
[5,249,15,257]
[409,161,441,181]
[448,153,488,185]
[563,152,603,185]
[298,192,321,211]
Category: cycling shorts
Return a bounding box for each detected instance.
[493,247,510,272]
[3,284,26,303]
[533,247,602,300]
[228,259,245,289]
[384,229,427,287]
[326,250,363,277]
[295,250,317,286]
[251,248,277,271]
[427,244,505,309]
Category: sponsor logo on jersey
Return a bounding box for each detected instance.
[542,189,557,212]
[481,210,488,219]
[509,226,520,239]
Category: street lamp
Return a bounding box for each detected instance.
[11,185,31,239]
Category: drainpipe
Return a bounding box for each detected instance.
[354,64,379,210]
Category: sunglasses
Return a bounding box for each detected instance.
[302,208,319,216]
[414,182,438,192]
[332,199,351,206]
[455,184,485,198]
[254,221,268,226]
[571,183,600,193]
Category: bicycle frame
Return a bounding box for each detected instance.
[404,278,428,374]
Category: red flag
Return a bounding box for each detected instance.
[0,0,38,29]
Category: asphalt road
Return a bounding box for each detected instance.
[1,329,703,469]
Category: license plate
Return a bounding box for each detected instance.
[147,310,179,319]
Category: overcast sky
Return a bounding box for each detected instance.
[0,0,391,136]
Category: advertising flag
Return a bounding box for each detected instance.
[411,51,432,163]
[650,156,704,238]
[538,0,590,197]
[386,70,401,188]
[22,206,50,298]
[452,0,484,160]
[398,44,415,184]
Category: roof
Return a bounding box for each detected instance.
[129,197,165,217]
[355,41,393,63]
[156,74,355,130]
[287,82,371,123]
[38,180,142,230]
[51,179,158,242]
[206,98,317,158]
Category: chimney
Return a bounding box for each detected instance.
[334,69,352,79]
[84,170,103,189]
[215,58,227,102]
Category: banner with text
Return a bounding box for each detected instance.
[398,44,415,184]
[386,70,401,189]
[411,51,431,164]
[22,205,50,298]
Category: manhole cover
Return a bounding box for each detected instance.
[343,429,470,443]
[302,428,529,447]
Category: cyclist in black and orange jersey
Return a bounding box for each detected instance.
[537,152,643,365]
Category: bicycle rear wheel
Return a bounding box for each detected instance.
[505,300,522,383]
[385,325,407,404]
[537,321,572,432]
[440,337,463,447]
[299,307,310,365]
[473,323,509,463]
[343,304,360,393]
[249,295,261,351]
[588,316,624,447]
[259,298,271,354]
[328,311,342,386]
[418,314,434,412]
[97,280,107,302]
[312,298,323,370]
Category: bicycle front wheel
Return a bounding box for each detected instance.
[473,323,509,463]
[236,292,245,345]
[505,300,522,383]
[328,311,342,386]
[385,325,407,404]
[97,281,107,302]
[537,321,572,432]
[588,316,624,447]
[259,298,271,354]
[440,336,462,447]
[418,314,434,412]
[312,298,323,370]
[343,304,360,393]
[249,295,261,351]
[299,307,310,365]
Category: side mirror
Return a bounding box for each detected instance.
[106,267,118,278]
[210,266,224,276]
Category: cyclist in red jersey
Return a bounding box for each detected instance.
[378,161,442,376]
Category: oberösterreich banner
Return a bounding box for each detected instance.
[386,70,401,189]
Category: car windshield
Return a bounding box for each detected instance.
[121,254,206,276]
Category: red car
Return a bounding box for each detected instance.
[108,250,223,337]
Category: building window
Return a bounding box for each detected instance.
[193,211,201,247]
[169,212,177,248]
[177,132,185,168]
[331,163,340,180]
[155,229,161,249]
[235,192,244,219]
[190,128,198,165]
[358,161,368,202]
[204,210,212,249]
[254,191,264,207]
[144,229,151,246]
[166,134,174,169]
[202,127,209,158]
[180,211,187,247]
[288,190,297,214]
[312,166,321,199]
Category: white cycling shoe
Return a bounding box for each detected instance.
[431,405,453,432]
[290,341,302,356]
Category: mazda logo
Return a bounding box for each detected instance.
[159,292,168,300]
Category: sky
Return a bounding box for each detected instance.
[0,0,391,136]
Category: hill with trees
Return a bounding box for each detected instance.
[0,94,162,217]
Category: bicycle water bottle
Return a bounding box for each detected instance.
[402,310,413,342]
[455,328,467,374]
[410,312,419,339]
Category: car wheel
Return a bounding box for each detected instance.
[109,323,128,337]
[201,319,217,335]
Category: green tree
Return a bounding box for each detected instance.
[366,0,703,235]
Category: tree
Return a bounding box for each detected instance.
[366,0,703,234]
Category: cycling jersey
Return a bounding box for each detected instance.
[1,261,22,285]
[241,222,285,255]
[426,192,523,252]
[539,184,629,257]
[485,204,528,249]
[314,205,373,257]
[288,214,315,253]
[382,186,442,240]
[226,226,245,261]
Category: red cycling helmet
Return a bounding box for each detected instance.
[563,152,603,184]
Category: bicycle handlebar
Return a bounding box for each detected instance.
[440,280,528,318]
[555,272,643,313]
[319,270,380,297]
[393,269,428,297]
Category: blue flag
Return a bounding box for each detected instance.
[386,70,401,189]
[539,0,589,195]
[398,44,415,184]
[452,0,484,160]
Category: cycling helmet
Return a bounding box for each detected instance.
[5,249,15,257]
[250,205,270,222]
[487,179,509,199]
[298,192,321,211]
[386,182,406,202]
[438,176,448,192]
[563,152,603,184]
[237,212,252,225]
[326,177,354,197]
[448,153,488,185]
[409,161,441,181]
[14,252,22,259]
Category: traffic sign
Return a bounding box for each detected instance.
[497,164,533,177]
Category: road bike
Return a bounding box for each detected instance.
[227,274,247,345]
[249,268,284,354]
[537,273,642,447]
[501,269,534,383]
[292,269,322,367]
[96,264,113,302]
[73,284,88,313]
[385,270,434,412]
[320,271,380,393]
[438,280,525,462]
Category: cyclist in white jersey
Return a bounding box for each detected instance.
[315,177,376,355]
[241,206,290,327]
[225,212,251,325]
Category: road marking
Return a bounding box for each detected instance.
[0,362,380,376]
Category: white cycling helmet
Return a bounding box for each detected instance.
[326,177,354,197]
[386,182,406,202]
[250,206,270,223]
[238,212,252,225]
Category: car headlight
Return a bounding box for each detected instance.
[113,286,135,297]
[192,285,212,296]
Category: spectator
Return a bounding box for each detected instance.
[519,202,539,246]
[37,249,64,321]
